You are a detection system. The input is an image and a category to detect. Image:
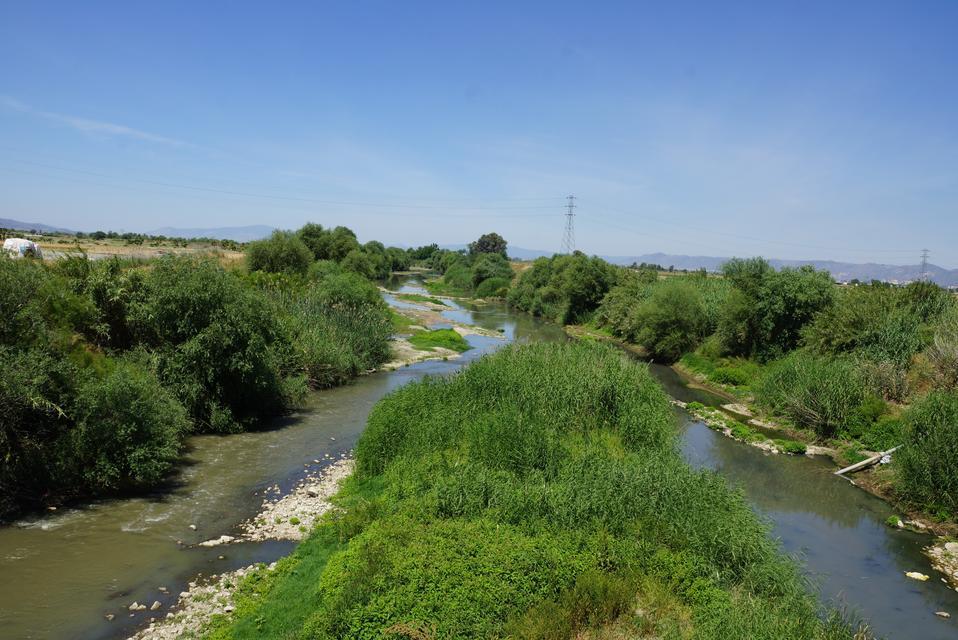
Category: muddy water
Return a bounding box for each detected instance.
[651,362,958,639]
[0,280,565,640]
[3,281,957,639]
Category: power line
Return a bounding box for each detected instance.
[561,194,576,253]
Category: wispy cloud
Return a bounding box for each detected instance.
[1,96,192,147]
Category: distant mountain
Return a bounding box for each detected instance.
[0,218,74,234]
[590,252,957,287]
[148,225,274,242]
[499,248,958,287]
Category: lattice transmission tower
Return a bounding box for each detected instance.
[920,248,930,282]
[561,194,576,254]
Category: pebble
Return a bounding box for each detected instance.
[936,611,951,619]
[189,524,197,531]
[151,601,162,611]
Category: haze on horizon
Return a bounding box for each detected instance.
[2,2,956,267]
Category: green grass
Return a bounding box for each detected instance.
[209,342,869,640]
[396,292,449,306]
[389,308,416,333]
[407,328,472,352]
[679,349,761,390]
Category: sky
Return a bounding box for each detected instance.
[1,1,957,266]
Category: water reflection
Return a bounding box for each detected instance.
[677,414,958,639]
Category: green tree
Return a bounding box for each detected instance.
[468,232,508,257]
[631,280,707,362]
[341,249,376,279]
[246,230,313,276]
[471,253,513,288]
[718,260,834,360]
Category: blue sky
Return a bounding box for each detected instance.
[2,1,956,266]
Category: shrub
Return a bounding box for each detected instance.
[710,366,752,386]
[474,277,510,298]
[718,259,834,361]
[895,392,958,516]
[247,230,313,276]
[130,257,294,432]
[755,351,883,439]
[72,362,189,490]
[267,275,392,389]
[471,253,513,288]
[859,415,905,452]
[340,249,376,279]
[630,280,707,362]
[926,306,958,391]
[508,253,619,324]
[774,439,807,455]
[407,328,471,353]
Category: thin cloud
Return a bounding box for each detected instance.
[1,96,192,147]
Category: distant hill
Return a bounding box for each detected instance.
[0,218,74,234]
[501,248,958,287]
[148,225,274,242]
[616,253,958,287]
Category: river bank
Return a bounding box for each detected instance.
[561,321,958,595]
[128,459,354,639]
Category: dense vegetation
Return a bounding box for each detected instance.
[564,252,958,520]
[425,233,516,297]
[507,252,619,323]
[210,343,865,639]
[0,223,396,519]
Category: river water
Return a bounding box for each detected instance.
[0,278,955,639]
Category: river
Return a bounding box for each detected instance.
[0,277,955,639]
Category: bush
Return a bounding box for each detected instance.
[473,276,510,298]
[895,392,958,516]
[859,415,905,452]
[471,253,513,288]
[340,249,376,279]
[508,253,619,324]
[718,259,834,361]
[755,351,883,439]
[247,230,313,276]
[130,257,295,432]
[629,280,707,362]
[926,306,958,391]
[407,328,471,353]
[710,366,752,386]
[72,362,189,490]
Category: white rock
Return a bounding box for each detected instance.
[944,542,958,554]
[905,571,930,581]
[198,535,235,547]
[189,524,197,531]
[151,601,162,611]
[129,602,141,611]
[936,611,951,619]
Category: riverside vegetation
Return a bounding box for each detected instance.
[500,250,958,524]
[206,342,867,640]
[0,223,402,520]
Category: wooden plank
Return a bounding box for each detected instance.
[834,446,901,476]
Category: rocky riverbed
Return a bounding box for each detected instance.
[127,458,354,639]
